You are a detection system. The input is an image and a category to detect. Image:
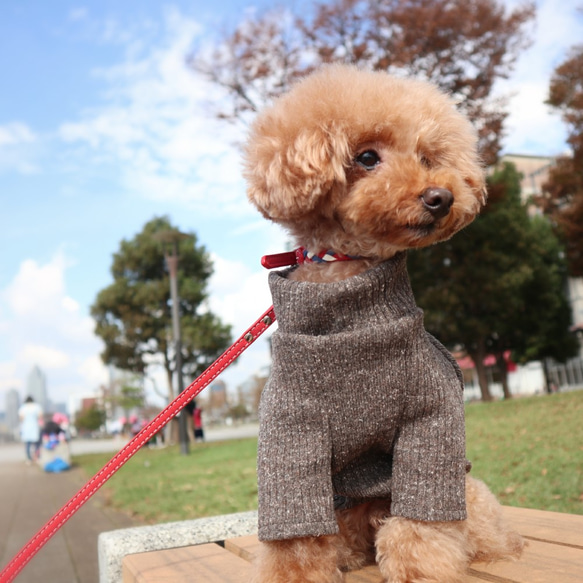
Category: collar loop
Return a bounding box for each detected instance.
[261,247,362,269]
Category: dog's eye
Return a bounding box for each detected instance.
[355,150,381,170]
[420,155,432,169]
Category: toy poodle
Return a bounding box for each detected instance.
[243,64,524,583]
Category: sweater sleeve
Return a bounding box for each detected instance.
[389,338,468,522]
[257,351,338,541]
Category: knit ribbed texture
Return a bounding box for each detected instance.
[257,252,467,542]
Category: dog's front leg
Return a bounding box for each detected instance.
[252,535,344,583]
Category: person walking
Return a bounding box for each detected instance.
[18,396,44,463]
[193,406,205,442]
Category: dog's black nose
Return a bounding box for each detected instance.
[420,187,453,219]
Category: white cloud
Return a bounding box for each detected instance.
[531,0,582,66]
[209,254,253,298]
[18,344,71,369]
[209,254,274,337]
[61,296,80,312]
[501,82,568,155]
[68,7,89,22]
[0,361,20,392]
[205,252,282,391]
[4,253,69,316]
[59,108,146,148]
[0,122,36,146]
[57,7,250,216]
[77,354,109,387]
[0,250,108,407]
[0,122,39,174]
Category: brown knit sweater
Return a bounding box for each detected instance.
[257,252,468,542]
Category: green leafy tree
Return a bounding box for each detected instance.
[110,382,146,428]
[91,217,232,402]
[496,218,578,368]
[478,167,578,394]
[117,384,145,411]
[75,404,106,433]
[191,0,534,163]
[408,162,577,400]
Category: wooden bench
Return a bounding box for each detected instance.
[122,506,583,582]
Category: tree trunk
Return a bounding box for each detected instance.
[542,358,552,393]
[165,366,174,401]
[469,339,492,401]
[496,352,512,399]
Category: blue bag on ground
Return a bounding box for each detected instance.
[44,457,70,473]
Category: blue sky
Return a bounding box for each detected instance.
[1,0,582,413]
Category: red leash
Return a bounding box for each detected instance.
[0,305,276,583]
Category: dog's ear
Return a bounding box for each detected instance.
[245,125,350,220]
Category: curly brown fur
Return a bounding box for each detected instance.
[245,64,523,582]
[335,499,392,571]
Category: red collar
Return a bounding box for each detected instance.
[261,248,362,269]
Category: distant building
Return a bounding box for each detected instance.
[52,402,68,415]
[5,389,20,437]
[237,375,267,415]
[204,380,229,421]
[568,278,583,358]
[499,154,554,201]
[209,380,228,410]
[102,365,143,421]
[26,366,48,412]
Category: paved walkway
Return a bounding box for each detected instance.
[0,454,139,583]
[0,426,259,582]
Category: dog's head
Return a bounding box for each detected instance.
[244,65,486,259]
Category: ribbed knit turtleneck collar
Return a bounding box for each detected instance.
[268,252,420,336]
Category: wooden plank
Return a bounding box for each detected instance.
[122,543,252,583]
[465,575,506,582]
[470,538,583,583]
[224,534,262,562]
[344,564,518,582]
[345,564,384,582]
[502,506,583,549]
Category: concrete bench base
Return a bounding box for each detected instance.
[98,510,258,583]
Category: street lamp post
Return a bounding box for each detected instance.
[154,230,191,455]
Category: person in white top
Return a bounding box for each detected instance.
[18,396,44,463]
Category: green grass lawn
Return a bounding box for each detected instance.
[74,437,259,524]
[74,391,583,524]
[465,390,583,515]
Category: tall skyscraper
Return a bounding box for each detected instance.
[5,389,20,436]
[26,365,48,412]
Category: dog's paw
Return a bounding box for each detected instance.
[375,517,469,583]
[251,537,345,583]
[465,476,525,563]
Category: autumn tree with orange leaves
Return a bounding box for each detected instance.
[541,44,583,277]
[191,0,535,164]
